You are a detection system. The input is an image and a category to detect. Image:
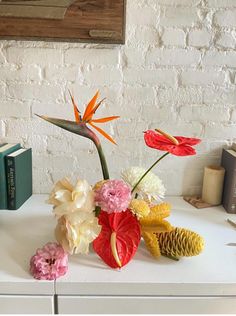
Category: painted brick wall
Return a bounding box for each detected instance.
[0,0,236,195]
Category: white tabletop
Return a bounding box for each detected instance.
[1,195,236,296]
[56,196,236,296]
[0,195,54,295]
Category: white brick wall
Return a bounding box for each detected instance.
[214,9,236,27]
[162,29,186,47]
[188,29,211,47]
[0,0,236,196]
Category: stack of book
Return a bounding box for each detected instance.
[0,143,32,210]
[221,143,236,214]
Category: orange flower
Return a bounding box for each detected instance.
[36,90,119,179]
[69,91,119,145]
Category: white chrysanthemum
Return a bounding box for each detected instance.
[47,177,95,217]
[121,167,166,202]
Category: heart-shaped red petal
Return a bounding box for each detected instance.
[93,210,141,268]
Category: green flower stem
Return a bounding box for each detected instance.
[131,152,169,194]
[70,123,110,180]
[85,126,110,180]
[94,142,110,180]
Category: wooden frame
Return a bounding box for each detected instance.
[0,0,126,44]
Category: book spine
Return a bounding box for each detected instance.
[6,157,16,210]
[0,154,7,209]
[221,149,236,214]
[227,169,236,213]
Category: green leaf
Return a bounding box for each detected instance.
[36,114,98,143]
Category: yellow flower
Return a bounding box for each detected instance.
[140,202,173,258]
[140,203,172,233]
[142,231,161,258]
[55,212,101,255]
[157,227,205,258]
[93,180,108,191]
[129,199,150,218]
[149,203,171,219]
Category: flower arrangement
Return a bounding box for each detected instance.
[31,91,204,279]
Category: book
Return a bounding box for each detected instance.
[0,143,21,209]
[221,149,236,214]
[6,148,32,210]
[232,142,236,152]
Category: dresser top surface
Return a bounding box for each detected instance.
[1,195,236,295]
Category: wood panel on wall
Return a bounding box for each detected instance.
[0,0,126,43]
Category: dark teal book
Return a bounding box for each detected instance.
[0,143,21,209]
[6,148,32,210]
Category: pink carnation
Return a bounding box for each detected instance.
[95,179,131,213]
[30,242,68,280]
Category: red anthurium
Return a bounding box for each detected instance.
[144,129,201,156]
[93,210,141,269]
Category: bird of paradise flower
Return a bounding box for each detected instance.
[36,91,119,180]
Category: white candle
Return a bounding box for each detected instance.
[202,165,225,205]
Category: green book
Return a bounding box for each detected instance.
[6,148,32,210]
[0,143,21,209]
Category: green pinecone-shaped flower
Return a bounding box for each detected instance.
[156,227,204,258]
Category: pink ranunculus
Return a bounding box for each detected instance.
[94,179,131,213]
[30,242,68,280]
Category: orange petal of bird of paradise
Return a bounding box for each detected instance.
[85,98,106,122]
[69,90,80,123]
[92,116,120,123]
[83,91,99,121]
[69,90,119,145]
[89,122,117,145]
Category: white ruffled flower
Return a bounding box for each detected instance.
[122,167,166,202]
[47,177,95,217]
[55,212,101,254]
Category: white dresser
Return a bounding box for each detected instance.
[1,195,236,314]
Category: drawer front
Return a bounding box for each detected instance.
[0,295,54,314]
[58,296,236,314]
